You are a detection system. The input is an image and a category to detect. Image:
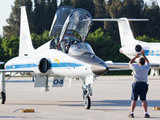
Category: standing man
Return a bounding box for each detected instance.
[128,50,150,118]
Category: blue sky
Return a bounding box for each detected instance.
[0,0,159,36]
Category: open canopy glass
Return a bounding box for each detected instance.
[49,6,74,38]
[50,6,92,42]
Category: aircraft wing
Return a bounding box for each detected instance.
[150,64,160,68]
[105,61,130,71]
[105,61,160,71]
[0,69,33,72]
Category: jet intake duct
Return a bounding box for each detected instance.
[38,58,50,73]
[135,44,142,53]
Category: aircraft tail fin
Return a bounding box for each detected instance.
[116,18,136,47]
[91,18,148,47]
[19,6,34,56]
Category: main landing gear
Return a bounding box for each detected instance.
[0,72,6,104]
[1,91,6,104]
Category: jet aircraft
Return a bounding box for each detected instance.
[2,6,156,109]
[116,18,160,76]
[0,6,112,109]
[92,18,160,75]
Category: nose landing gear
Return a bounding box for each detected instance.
[82,84,92,109]
[84,95,91,109]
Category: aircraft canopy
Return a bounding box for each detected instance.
[49,6,74,37]
[50,6,92,42]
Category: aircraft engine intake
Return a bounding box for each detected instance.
[38,58,50,73]
[135,44,142,53]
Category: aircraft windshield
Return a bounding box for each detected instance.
[68,43,95,56]
[59,8,92,42]
[49,6,74,37]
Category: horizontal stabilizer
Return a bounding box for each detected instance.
[92,18,149,21]
[83,18,149,22]
[0,62,4,64]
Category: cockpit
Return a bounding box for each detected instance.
[50,33,81,53]
[48,6,108,75]
[49,6,93,55]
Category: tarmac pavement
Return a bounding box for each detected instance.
[0,76,160,120]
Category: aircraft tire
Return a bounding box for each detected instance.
[1,92,6,104]
[84,96,91,109]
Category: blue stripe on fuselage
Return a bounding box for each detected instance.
[51,63,82,67]
[144,50,160,56]
[6,64,37,69]
[6,62,83,70]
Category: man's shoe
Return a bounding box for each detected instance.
[128,113,134,118]
[144,113,150,118]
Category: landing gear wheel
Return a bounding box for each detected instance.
[1,92,6,104]
[84,96,91,109]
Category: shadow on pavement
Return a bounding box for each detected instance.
[58,99,160,107]
[7,99,160,107]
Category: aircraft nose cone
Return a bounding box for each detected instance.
[74,53,108,75]
[91,63,108,75]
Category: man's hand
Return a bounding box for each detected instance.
[141,50,145,56]
[130,54,139,64]
[135,54,140,58]
[141,50,150,63]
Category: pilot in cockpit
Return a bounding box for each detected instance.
[60,36,79,53]
[60,31,81,53]
[50,31,81,53]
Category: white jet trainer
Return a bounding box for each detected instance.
[0,6,112,109]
